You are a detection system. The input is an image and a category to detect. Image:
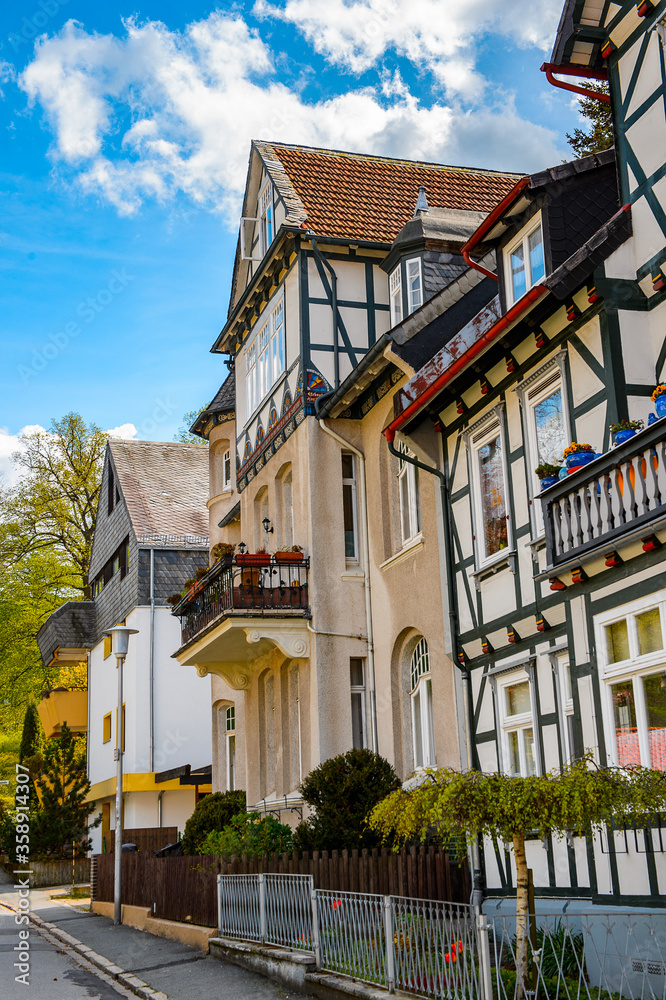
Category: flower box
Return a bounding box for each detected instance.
[237,554,271,567]
[274,552,304,563]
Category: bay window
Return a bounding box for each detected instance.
[390,266,403,326]
[244,294,285,421]
[406,258,423,314]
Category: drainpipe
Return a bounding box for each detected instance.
[306,233,340,389]
[318,418,378,754]
[149,548,155,773]
[385,432,484,908]
[157,789,164,828]
[540,62,610,104]
[86,650,91,782]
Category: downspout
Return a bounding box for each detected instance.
[86,650,91,782]
[318,418,378,754]
[306,233,340,389]
[149,548,155,774]
[540,62,610,103]
[157,789,164,828]
[385,431,484,908]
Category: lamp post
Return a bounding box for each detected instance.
[104,625,138,926]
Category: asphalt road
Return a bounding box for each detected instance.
[0,869,314,1000]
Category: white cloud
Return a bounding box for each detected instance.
[19,12,565,221]
[106,423,138,439]
[254,0,562,90]
[0,425,47,488]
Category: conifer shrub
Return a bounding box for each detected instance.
[293,748,400,852]
[182,790,246,855]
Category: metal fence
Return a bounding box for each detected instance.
[217,874,481,999]
[218,873,313,950]
[491,910,666,1000]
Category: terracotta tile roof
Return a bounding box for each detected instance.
[265,142,522,244]
[109,440,209,542]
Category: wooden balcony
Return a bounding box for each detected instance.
[172,556,310,646]
[542,420,666,569]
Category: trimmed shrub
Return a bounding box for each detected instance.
[182,790,246,855]
[201,812,293,857]
[293,748,400,852]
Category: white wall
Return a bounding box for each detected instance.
[88,605,212,787]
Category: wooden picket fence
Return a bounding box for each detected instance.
[93,846,470,928]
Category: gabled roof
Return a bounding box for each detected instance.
[190,373,235,438]
[257,141,522,244]
[108,440,209,543]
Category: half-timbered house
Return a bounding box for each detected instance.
[381,0,666,908]
[172,142,519,819]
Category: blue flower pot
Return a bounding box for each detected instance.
[656,395,666,419]
[615,428,636,445]
[566,450,595,469]
[539,476,559,490]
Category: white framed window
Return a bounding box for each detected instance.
[259,182,274,257]
[555,652,575,762]
[222,448,231,490]
[406,258,423,315]
[596,593,666,771]
[342,452,359,561]
[504,216,545,305]
[499,673,537,777]
[397,441,421,544]
[244,294,285,421]
[350,658,366,750]
[390,265,403,327]
[469,414,511,568]
[410,638,435,769]
[522,365,569,532]
[226,706,236,791]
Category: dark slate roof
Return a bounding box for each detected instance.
[36,601,96,665]
[546,204,633,299]
[190,373,235,438]
[109,440,209,543]
[390,207,487,254]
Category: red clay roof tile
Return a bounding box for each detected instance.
[268,143,522,244]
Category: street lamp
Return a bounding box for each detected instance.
[103,625,138,926]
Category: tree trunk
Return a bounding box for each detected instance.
[513,832,531,1000]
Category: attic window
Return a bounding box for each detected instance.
[259,182,274,256]
[389,266,403,326]
[505,217,545,305]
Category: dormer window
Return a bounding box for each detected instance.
[406,258,423,314]
[389,257,423,327]
[504,217,545,305]
[259,182,274,256]
[390,266,402,326]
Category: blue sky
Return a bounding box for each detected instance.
[0,0,582,479]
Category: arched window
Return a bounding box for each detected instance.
[410,638,435,769]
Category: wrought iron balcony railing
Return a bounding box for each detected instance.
[173,555,310,645]
[542,419,666,569]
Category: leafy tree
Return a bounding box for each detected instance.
[174,407,207,445]
[182,790,246,854]
[293,748,400,852]
[201,812,293,857]
[0,732,21,819]
[369,758,666,998]
[566,82,614,157]
[0,548,78,734]
[0,413,106,595]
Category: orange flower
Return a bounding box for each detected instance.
[652,384,666,402]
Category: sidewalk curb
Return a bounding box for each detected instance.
[28,911,169,1000]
